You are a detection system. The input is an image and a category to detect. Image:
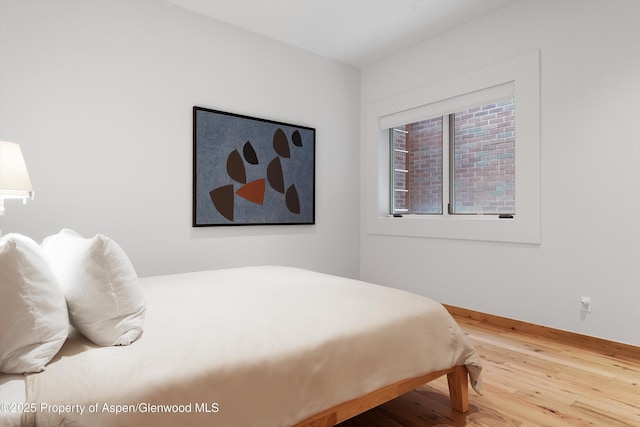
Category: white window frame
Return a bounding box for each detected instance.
[363,51,540,244]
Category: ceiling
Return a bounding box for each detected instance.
[164,0,517,68]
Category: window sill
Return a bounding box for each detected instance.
[387,214,510,220]
[367,214,540,244]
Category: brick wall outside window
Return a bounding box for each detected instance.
[392,99,515,215]
[453,99,515,213]
[406,117,443,213]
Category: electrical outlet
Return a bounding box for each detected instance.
[580,296,592,313]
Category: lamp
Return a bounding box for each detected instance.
[0,141,34,216]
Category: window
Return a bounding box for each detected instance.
[389,98,515,216]
[364,51,540,244]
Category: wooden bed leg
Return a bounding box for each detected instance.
[446,365,469,413]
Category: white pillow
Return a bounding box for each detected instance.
[0,233,69,374]
[41,229,145,346]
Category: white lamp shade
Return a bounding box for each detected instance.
[0,141,34,198]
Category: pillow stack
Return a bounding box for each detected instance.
[41,229,146,347]
[0,229,145,374]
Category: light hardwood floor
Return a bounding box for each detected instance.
[338,315,640,426]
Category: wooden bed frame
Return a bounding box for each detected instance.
[294,365,469,426]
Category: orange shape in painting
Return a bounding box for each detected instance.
[236,179,266,205]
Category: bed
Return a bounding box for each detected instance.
[1,265,482,427]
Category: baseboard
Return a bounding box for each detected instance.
[444,304,640,361]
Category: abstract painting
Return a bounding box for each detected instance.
[193,107,315,226]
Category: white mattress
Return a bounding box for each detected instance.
[16,266,481,427]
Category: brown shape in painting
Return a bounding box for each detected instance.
[226,149,246,184]
[286,184,300,214]
[210,185,234,221]
[267,157,285,193]
[292,130,303,147]
[243,141,259,165]
[273,128,290,158]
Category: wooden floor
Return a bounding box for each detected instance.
[338,315,640,426]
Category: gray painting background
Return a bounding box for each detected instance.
[194,108,315,225]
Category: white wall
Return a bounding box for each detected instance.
[0,0,361,278]
[360,0,640,346]
[3,0,638,346]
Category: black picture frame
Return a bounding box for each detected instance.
[193,107,315,226]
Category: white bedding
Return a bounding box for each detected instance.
[16,266,481,427]
[0,374,25,427]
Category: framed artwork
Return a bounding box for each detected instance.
[193,106,315,226]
